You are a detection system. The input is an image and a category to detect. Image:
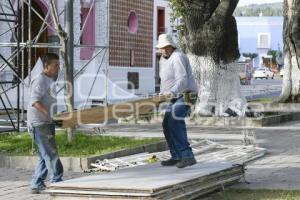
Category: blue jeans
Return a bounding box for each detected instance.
[162,97,194,160]
[30,123,63,189]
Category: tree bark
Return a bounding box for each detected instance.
[65,0,75,141]
[175,0,245,116]
[189,55,246,116]
[277,0,300,103]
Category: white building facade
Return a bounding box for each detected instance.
[0,0,175,109]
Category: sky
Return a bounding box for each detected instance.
[238,0,283,7]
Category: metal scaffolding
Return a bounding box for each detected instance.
[0,0,109,132]
[0,0,20,132]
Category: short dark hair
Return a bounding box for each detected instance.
[42,53,59,67]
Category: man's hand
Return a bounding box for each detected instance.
[159,92,175,99]
[53,119,63,127]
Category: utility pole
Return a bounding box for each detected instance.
[65,0,74,141]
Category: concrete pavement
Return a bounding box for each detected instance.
[241,78,282,100]
[0,168,86,200]
[2,116,300,199]
[233,120,300,189]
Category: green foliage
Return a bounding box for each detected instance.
[267,49,278,59]
[0,132,161,157]
[0,133,32,155]
[169,0,185,22]
[207,189,300,200]
[242,53,258,60]
[169,0,188,50]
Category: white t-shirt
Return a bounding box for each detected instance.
[159,49,198,95]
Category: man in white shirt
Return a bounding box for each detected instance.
[157,34,198,168]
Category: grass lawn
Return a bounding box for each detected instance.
[249,98,273,103]
[206,189,300,200]
[0,131,161,157]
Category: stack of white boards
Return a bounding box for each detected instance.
[88,140,266,172]
[47,162,244,200]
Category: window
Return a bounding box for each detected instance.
[155,54,161,93]
[128,11,138,34]
[257,33,271,49]
[130,49,135,66]
[157,8,165,38]
[80,5,95,60]
[127,72,139,90]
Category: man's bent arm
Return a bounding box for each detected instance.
[32,101,48,117]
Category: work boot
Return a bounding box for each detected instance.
[161,158,180,166]
[176,157,197,168]
[31,184,46,194]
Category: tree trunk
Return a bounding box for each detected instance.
[189,55,246,116]
[172,0,245,116]
[62,39,75,141]
[277,0,300,103]
[65,0,75,141]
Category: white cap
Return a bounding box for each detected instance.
[156,34,176,49]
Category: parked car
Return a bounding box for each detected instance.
[253,67,274,79]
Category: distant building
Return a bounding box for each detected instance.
[236,16,284,69]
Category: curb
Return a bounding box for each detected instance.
[187,113,300,127]
[121,113,300,127]
[245,91,281,101]
[0,140,167,172]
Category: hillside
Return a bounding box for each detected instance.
[234,3,283,16]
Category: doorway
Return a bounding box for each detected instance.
[18,1,48,78]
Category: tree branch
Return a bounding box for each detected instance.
[212,0,239,19]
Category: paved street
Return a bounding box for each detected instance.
[241,77,283,100]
